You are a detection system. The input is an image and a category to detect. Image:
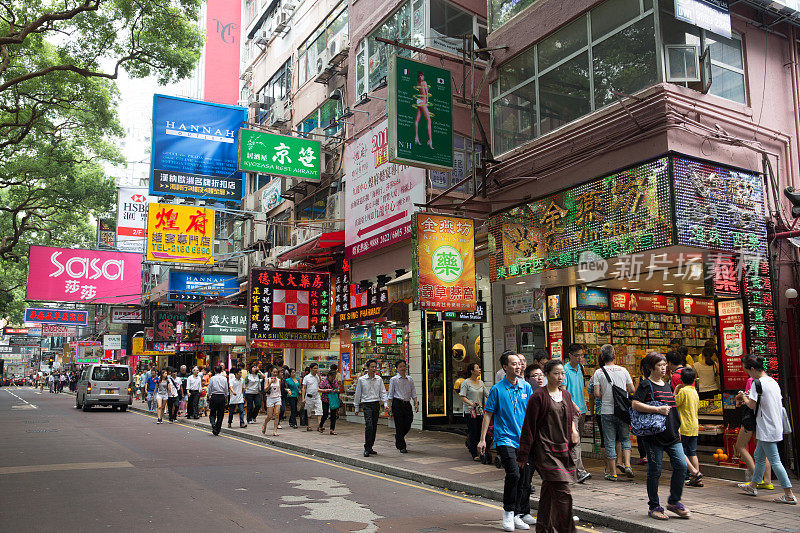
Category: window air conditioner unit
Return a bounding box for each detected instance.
[237,254,249,277]
[255,27,270,45]
[329,34,350,64]
[281,0,298,15]
[269,99,289,125]
[274,8,290,33]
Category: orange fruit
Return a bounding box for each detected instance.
[716,448,724,454]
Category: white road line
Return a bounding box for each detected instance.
[4,389,38,409]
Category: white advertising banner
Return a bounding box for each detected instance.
[116,187,153,253]
[344,119,425,258]
[104,334,122,350]
[110,307,143,323]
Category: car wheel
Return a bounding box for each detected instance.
[120,405,128,412]
[82,403,91,412]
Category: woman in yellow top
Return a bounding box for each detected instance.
[413,72,433,149]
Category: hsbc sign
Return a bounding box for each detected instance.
[117,187,154,253]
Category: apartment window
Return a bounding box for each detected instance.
[659,3,746,104]
[429,0,487,56]
[490,0,657,154]
[429,134,482,192]
[299,98,344,137]
[250,173,272,194]
[298,2,348,86]
[488,0,537,32]
[256,59,291,123]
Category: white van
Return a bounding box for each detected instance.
[75,364,133,411]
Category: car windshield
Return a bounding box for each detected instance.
[92,367,129,381]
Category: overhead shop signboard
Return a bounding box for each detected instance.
[117,188,154,253]
[168,271,238,302]
[41,324,77,337]
[249,268,331,349]
[673,156,767,255]
[412,213,476,312]
[150,94,246,201]
[26,245,142,305]
[110,307,143,323]
[146,203,215,264]
[24,307,88,326]
[488,157,674,282]
[202,306,247,344]
[388,55,453,171]
[153,310,187,342]
[344,119,426,258]
[238,129,321,181]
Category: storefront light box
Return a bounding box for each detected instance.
[488,154,768,282]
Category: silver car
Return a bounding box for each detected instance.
[75,364,133,411]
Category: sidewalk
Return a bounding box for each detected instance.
[127,400,796,533]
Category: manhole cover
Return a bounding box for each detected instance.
[25,428,59,433]
[418,529,446,533]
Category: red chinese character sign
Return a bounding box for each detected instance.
[249,268,330,349]
[146,203,214,264]
[412,213,476,312]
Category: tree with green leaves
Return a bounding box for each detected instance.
[0,0,204,321]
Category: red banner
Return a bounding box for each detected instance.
[680,297,716,316]
[610,291,678,313]
[203,0,241,105]
[718,299,748,390]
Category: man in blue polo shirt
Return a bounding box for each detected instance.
[565,343,591,483]
[479,353,534,532]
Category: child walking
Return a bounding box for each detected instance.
[675,367,703,487]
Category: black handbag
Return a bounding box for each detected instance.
[741,380,762,432]
[601,367,632,424]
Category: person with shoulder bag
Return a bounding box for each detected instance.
[735,374,773,489]
[737,355,796,504]
[244,366,263,424]
[590,344,635,481]
[631,352,689,520]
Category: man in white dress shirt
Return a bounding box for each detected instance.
[387,359,418,453]
[354,359,388,457]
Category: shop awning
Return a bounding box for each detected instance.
[277,230,344,262]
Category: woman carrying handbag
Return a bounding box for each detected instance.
[460,363,489,462]
[631,352,690,521]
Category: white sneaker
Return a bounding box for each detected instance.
[502,511,515,532]
[513,515,530,530]
[519,514,536,525]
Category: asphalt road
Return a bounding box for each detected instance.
[0,387,618,532]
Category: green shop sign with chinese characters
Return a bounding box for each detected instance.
[488,157,674,281]
[238,129,321,181]
[388,55,453,171]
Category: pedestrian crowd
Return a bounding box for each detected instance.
[33,370,78,393]
[123,340,793,532]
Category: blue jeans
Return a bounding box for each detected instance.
[753,440,792,489]
[600,414,631,459]
[646,440,687,510]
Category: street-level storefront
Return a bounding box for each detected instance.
[488,153,778,460]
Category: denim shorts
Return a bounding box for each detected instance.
[600,414,631,459]
[681,435,698,457]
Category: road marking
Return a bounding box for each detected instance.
[130,410,593,531]
[4,389,37,409]
[0,461,133,475]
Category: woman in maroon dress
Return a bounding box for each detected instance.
[518,359,579,532]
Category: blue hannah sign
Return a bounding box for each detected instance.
[168,271,239,302]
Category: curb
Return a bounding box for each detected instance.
[128,404,675,533]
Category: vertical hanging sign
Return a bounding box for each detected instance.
[412,213,476,312]
[388,55,453,171]
[204,0,242,105]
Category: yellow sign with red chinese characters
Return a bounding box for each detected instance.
[412,213,476,312]
[146,203,214,264]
